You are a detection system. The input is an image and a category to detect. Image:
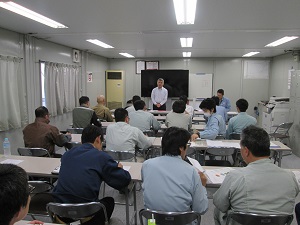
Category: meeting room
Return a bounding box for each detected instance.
[1,1,300,225]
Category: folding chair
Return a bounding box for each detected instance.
[28,181,54,220]
[18,147,50,157]
[226,211,293,225]
[47,202,108,225]
[269,122,293,144]
[102,150,136,205]
[67,128,84,134]
[204,147,235,166]
[139,208,201,225]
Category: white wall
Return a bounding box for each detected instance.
[269,53,299,97]
[0,27,109,155]
[107,58,269,113]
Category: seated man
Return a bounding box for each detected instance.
[213,125,299,225]
[53,125,131,225]
[0,164,43,225]
[191,98,226,141]
[73,96,102,128]
[226,98,257,139]
[92,95,113,122]
[212,96,227,123]
[23,106,71,157]
[125,95,141,114]
[165,100,192,131]
[142,127,208,214]
[217,89,231,112]
[129,100,161,132]
[106,108,152,153]
[179,95,194,117]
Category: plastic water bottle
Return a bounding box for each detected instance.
[3,138,11,157]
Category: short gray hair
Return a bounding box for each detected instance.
[157,78,164,82]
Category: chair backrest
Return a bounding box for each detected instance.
[65,142,82,151]
[47,202,108,223]
[28,181,53,194]
[18,147,50,157]
[143,130,156,137]
[273,122,293,135]
[67,128,84,134]
[104,150,135,161]
[186,147,196,158]
[229,133,241,140]
[206,147,235,156]
[226,211,293,225]
[215,135,225,140]
[139,209,201,225]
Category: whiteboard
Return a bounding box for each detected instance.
[189,73,213,98]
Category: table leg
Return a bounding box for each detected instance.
[125,186,129,225]
[133,182,137,225]
[278,151,282,167]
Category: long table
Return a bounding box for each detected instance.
[2,155,299,225]
[0,155,141,225]
[151,139,291,167]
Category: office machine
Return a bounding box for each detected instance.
[262,97,290,133]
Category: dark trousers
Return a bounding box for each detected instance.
[83,197,115,225]
[296,202,300,225]
[153,104,166,110]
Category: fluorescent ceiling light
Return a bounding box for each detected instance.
[86,39,114,48]
[180,38,193,47]
[182,52,191,57]
[265,36,299,47]
[173,0,197,25]
[0,1,67,28]
[119,53,135,58]
[242,52,260,57]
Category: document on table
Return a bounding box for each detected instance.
[123,166,131,171]
[187,156,205,172]
[270,141,280,148]
[205,167,235,184]
[0,159,23,165]
[206,140,240,148]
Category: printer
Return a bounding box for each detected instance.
[262,97,290,133]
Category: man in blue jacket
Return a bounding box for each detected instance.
[53,125,131,225]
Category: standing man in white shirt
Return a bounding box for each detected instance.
[151,78,168,110]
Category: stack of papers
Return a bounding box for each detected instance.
[0,159,23,165]
[187,156,205,172]
[205,167,235,184]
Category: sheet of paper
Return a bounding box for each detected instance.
[187,156,204,172]
[221,142,240,148]
[0,159,23,165]
[205,167,235,184]
[190,141,205,147]
[123,166,131,171]
[270,141,280,148]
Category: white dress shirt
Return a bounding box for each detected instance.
[151,87,168,105]
[106,122,152,152]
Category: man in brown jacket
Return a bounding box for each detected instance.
[23,106,71,157]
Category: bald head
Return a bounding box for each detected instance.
[97,95,106,105]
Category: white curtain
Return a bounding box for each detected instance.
[44,62,79,116]
[0,56,28,131]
